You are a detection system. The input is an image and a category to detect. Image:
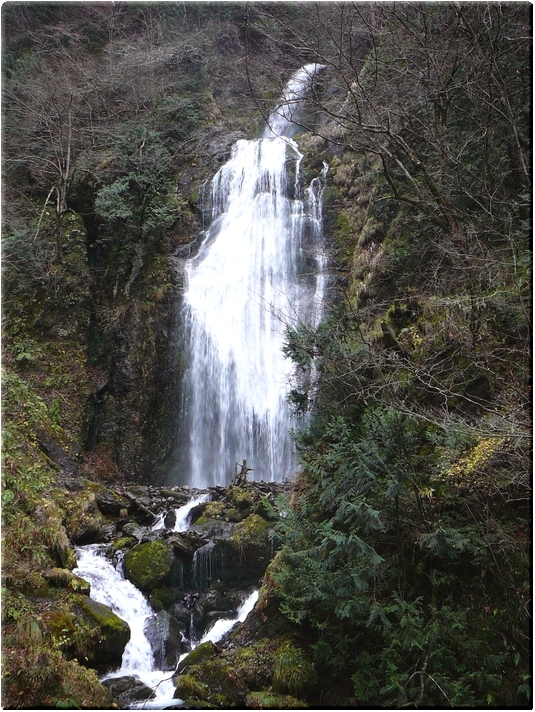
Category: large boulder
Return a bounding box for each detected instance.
[102,674,155,707]
[95,487,131,515]
[144,609,183,670]
[123,540,174,592]
[191,589,242,631]
[71,594,130,667]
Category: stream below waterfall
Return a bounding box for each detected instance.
[74,496,259,710]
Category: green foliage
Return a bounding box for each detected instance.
[274,407,530,708]
[94,126,183,247]
[272,641,316,698]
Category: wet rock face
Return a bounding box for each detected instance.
[144,609,183,670]
[102,675,155,707]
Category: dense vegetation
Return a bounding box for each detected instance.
[272,4,532,708]
[2,2,531,709]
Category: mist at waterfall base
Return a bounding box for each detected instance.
[74,496,259,711]
[178,63,327,488]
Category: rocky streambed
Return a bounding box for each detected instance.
[62,478,300,709]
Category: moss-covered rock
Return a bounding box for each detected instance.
[245,691,308,709]
[112,535,136,552]
[228,485,255,510]
[201,501,226,520]
[72,594,130,666]
[43,568,91,595]
[174,674,208,700]
[63,490,104,545]
[123,540,173,591]
[149,585,179,611]
[235,639,278,690]
[177,641,219,673]
[185,659,246,707]
[229,514,271,556]
[93,486,131,515]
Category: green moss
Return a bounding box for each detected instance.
[235,639,277,689]
[178,641,218,670]
[73,594,130,665]
[123,540,172,591]
[245,691,308,709]
[44,568,91,595]
[175,674,208,700]
[112,536,136,552]
[187,658,243,705]
[226,506,243,522]
[228,485,254,510]
[202,501,226,519]
[150,586,177,610]
[229,514,271,554]
[272,642,317,699]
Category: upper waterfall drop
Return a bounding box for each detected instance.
[179,65,327,488]
[263,63,326,138]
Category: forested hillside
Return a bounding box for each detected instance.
[2,3,531,709]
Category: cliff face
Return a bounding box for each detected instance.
[2,4,323,484]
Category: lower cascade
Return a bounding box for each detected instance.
[179,63,327,488]
[73,495,261,710]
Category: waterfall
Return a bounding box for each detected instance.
[180,63,327,488]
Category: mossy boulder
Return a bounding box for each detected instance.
[149,585,180,611]
[43,568,91,595]
[94,486,131,515]
[235,639,278,690]
[64,491,104,545]
[174,674,208,700]
[123,540,173,592]
[225,506,243,522]
[176,641,219,673]
[229,514,272,563]
[181,658,246,707]
[245,691,308,709]
[201,501,226,520]
[112,535,136,552]
[228,485,254,510]
[72,594,130,666]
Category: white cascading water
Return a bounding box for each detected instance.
[74,496,259,710]
[73,544,177,708]
[199,589,259,645]
[181,63,326,488]
[152,492,210,532]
